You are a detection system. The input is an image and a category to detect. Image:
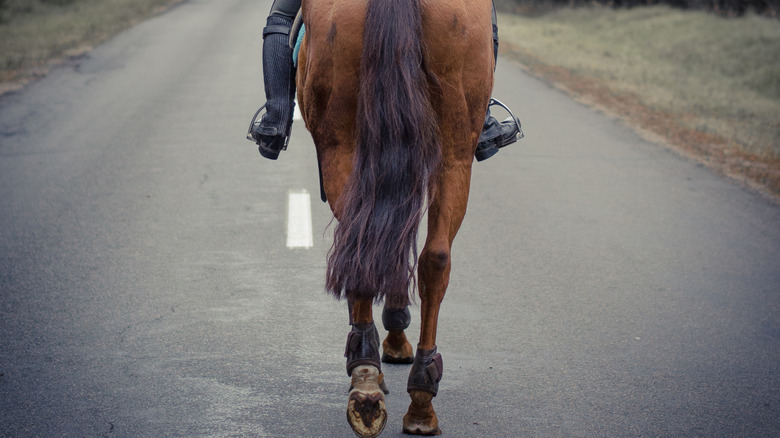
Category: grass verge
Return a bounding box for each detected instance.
[1,2,778,198]
[0,0,187,93]
[499,6,780,198]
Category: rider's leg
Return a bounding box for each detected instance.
[250,0,301,160]
[475,1,523,162]
[251,0,518,162]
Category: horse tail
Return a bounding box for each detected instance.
[326,0,441,309]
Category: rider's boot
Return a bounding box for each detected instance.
[475,101,524,162]
[249,14,296,160]
[475,3,524,162]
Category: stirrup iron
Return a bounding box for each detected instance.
[246,104,265,142]
[475,98,524,162]
[488,98,524,144]
[246,104,291,150]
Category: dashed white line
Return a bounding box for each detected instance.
[286,189,313,249]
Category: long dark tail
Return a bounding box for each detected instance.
[326,0,441,309]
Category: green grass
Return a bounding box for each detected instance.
[499,5,780,161]
[0,0,185,84]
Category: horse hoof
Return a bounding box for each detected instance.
[381,351,414,364]
[382,331,414,364]
[402,424,442,436]
[402,390,441,436]
[347,365,387,438]
[402,420,442,436]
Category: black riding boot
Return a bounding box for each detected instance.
[475,2,524,162]
[475,100,524,162]
[249,14,296,160]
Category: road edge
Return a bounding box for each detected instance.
[501,42,780,204]
[0,0,190,98]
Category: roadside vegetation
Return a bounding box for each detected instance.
[0,0,185,90]
[1,0,778,197]
[495,0,778,18]
[498,5,780,197]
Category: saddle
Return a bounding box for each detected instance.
[290,12,305,67]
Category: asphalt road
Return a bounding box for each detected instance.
[1,0,779,436]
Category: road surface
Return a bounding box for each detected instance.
[1,0,778,436]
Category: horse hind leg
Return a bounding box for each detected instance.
[402,244,451,436]
[403,92,483,438]
[403,192,468,435]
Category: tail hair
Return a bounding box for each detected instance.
[325,0,441,309]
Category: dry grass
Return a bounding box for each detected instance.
[1,2,779,195]
[499,6,780,197]
[0,0,186,91]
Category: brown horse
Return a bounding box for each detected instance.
[296,0,494,435]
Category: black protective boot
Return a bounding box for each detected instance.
[345,322,382,376]
[247,14,296,160]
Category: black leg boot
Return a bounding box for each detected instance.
[249,14,296,160]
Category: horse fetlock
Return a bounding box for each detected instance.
[403,390,441,436]
[347,366,387,438]
[406,346,443,396]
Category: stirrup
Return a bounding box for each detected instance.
[475,98,524,162]
[246,104,291,160]
[246,104,266,142]
[488,98,523,141]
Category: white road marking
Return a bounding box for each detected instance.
[287,190,313,248]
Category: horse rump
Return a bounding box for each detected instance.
[325,0,441,309]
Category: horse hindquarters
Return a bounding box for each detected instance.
[298,0,441,436]
[299,0,494,435]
